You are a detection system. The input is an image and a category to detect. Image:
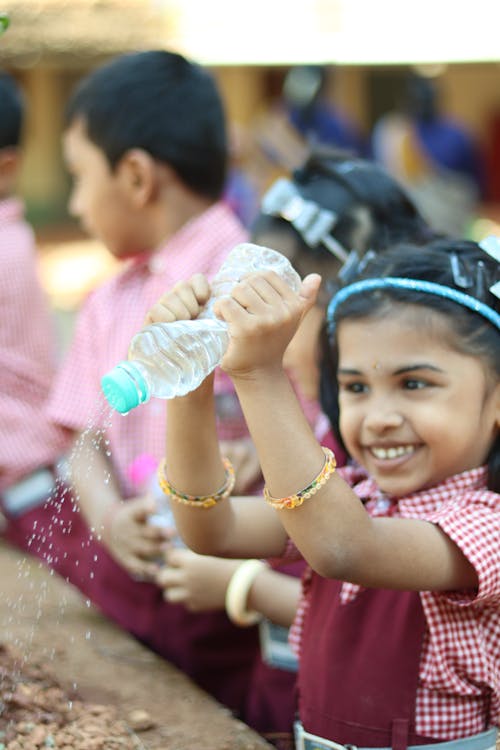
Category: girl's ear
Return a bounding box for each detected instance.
[494,381,500,430]
[116,148,159,207]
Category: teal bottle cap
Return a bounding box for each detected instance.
[101,363,149,414]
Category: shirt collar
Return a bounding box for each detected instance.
[126,202,230,276]
[353,465,489,512]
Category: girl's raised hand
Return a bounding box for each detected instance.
[214,271,321,378]
[144,273,211,326]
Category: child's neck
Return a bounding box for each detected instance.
[154,190,214,246]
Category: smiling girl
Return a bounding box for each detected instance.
[150,237,499,750]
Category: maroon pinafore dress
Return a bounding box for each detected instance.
[298,573,443,749]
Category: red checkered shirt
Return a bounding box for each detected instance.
[288,464,500,739]
[0,198,68,493]
[47,203,249,496]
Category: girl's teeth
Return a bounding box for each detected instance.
[371,446,414,459]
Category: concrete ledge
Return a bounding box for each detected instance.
[0,541,272,749]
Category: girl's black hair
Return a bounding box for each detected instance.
[251,146,434,288]
[65,50,227,200]
[320,238,500,491]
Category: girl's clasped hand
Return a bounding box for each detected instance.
[146,270,322,380]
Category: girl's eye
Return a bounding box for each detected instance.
[340,381,367,394]
[403,378,428,390]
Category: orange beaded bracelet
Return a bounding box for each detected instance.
[263,447,336,510]
[157,457,235,509]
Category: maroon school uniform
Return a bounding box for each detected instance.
[290,465,500,744]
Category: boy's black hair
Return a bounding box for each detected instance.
[65,50,228,200]
[320,239,500,491]
[0,71,23,149]
[251,147,433,286]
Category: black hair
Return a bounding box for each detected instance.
[65,50,228,200]
[404,73,437,124]
[320,238,500,491]
[0,71,23,148]
[251,147,433,293]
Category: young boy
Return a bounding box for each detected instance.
[45,50,259,717]
[0,71,72,551]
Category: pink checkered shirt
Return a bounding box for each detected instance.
[288,464,500,739]
[47,203,248,496]
[0,198,68,493]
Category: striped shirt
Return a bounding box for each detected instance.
[0,198,68,494]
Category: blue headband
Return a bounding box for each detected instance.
[326,277,500,337]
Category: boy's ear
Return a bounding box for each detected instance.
[0,148,20,195]
[117,148,159,206]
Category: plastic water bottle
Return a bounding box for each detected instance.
[101,243,301,414]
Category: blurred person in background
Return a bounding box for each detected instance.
[283,65,367,156]
[0,70,74,557]
[39,49,262,723]
[372,72,485,236]
[223,122,260,228]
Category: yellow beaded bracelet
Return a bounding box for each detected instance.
[157,457,235,509]
[263,447,336,510]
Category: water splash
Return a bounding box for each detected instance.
[0,395,117,693]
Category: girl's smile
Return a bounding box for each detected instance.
[367,443,419,463]
[336,307,500,497]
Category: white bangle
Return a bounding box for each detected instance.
[225,559,268,627]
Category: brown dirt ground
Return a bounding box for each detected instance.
[0,541,272,750]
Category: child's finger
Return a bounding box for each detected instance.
[145,275,210,325]
[163,586,188,604]
[142,523,170,542]
[145,302,178,325]
[189,273,211,302]
[157,565,184,588]
[130,497,157,521]
[170,278,208,317]
[230,280,277,313]
[299,274,322,307]
[134,537,165,560]
[165,546,186,567]
[236,271,291,305]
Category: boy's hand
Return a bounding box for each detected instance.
[214,272,321,379]
[103,496,172,581]
[144,273,211,326]
[219,436,262,493]
[156,549,242,612]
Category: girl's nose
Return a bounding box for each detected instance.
[363,399,404,433]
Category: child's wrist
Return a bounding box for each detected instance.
[175,371,215,403]
[100,502,124,545]
[225,559,269,626]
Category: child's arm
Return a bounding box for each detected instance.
[215,271,479,594]
[156,549,301,627]
[68,430,169,580]
[164,371,287,559]
[148,276,288,560]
